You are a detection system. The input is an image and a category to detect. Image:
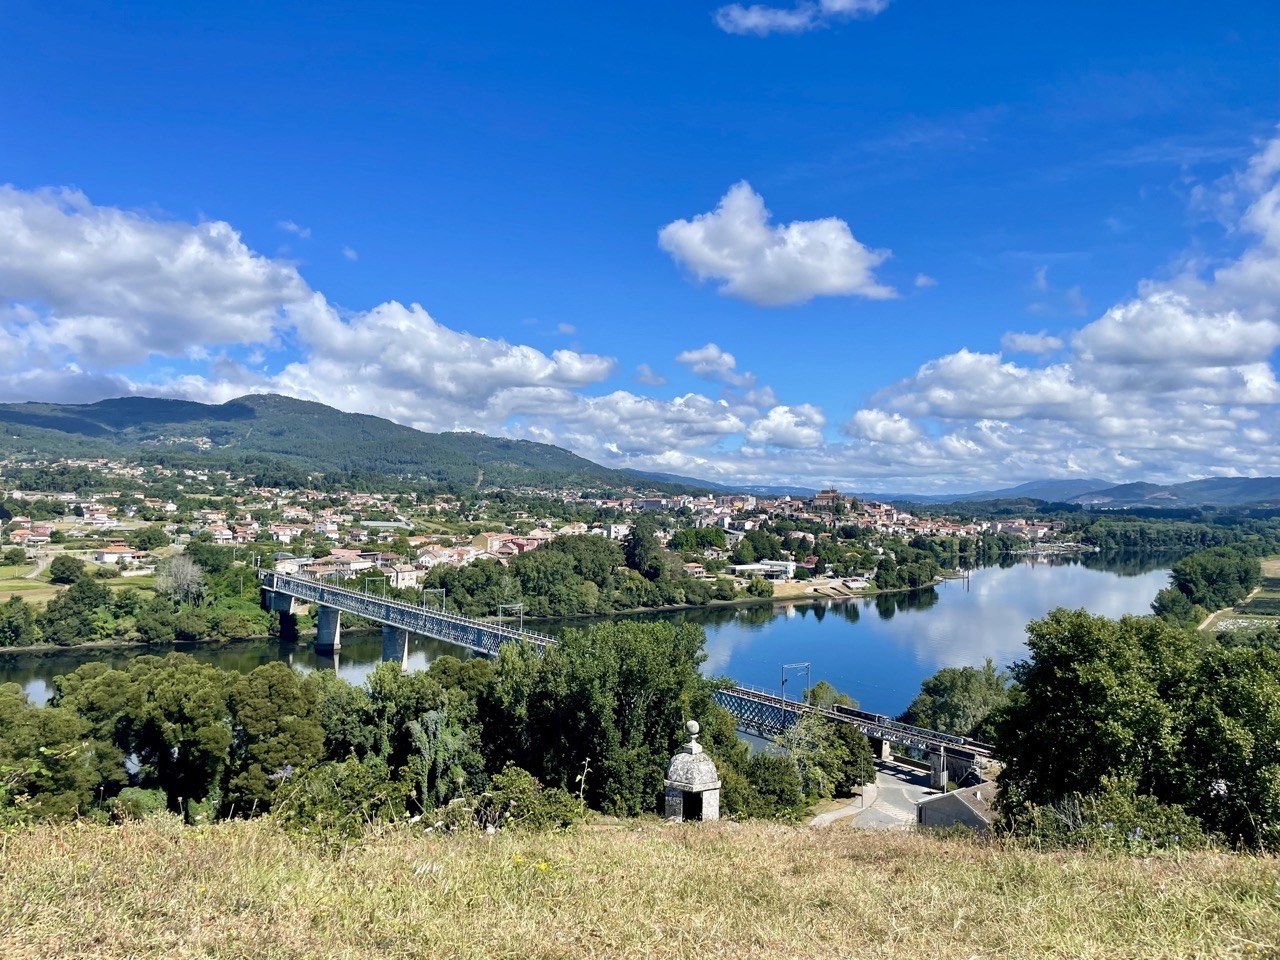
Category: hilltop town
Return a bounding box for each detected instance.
[1,455,1074,603]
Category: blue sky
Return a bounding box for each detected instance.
[2,0,1280,490]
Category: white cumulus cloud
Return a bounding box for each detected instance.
[844,408,920,444]
[1001,331,1064,354]
[674,342,756,388]
[0,185,310,367]
[658,181,895,306]
[744,404,827,448]
[715,0,890,36]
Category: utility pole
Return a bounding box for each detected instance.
[781,661,812,706]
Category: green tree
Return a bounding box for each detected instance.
[623,516,667,582]
[223,663,325,814]
[493,621,709,816]
[38,576,110,646]
[900,659,1009,740]
[0,597,39,648]
[130,525,171,551]
[48,555,85,585]
[0,683,123,819]
[775,713,850,800]
[994,609,1196,811]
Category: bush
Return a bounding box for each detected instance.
[48,555,85,585]
[110,787,169,822]
[274,758,410,838]
[1005,777,1212,853]
[438,766,585,832]
[743,753,804,818]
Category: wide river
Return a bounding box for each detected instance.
[2,552,1175,715]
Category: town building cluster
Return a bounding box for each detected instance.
[1,458,1070,583]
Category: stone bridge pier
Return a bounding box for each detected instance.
[315,605,342,655]
[261,589,300,644]
[381,625,410,669]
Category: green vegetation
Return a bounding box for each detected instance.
[419,530,737,618]
[995,608,1280,850]
[0,620,867,826]
[898,658,1009,741]
[1152,545,1261,625]
[0,393,706,492]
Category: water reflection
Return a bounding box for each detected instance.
[3,553,1173,716]
[1,631,476,707]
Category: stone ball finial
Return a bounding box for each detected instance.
[686,719,700,737]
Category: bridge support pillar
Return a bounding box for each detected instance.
[316,605,342,655]
[381,625,409,669]
[262,589,298,615]
[929,750,948,790]
[869,737,892,761]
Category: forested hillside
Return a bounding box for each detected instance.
[0,394,692,491]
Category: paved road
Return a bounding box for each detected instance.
[810,760,936,831]
[24,552,53,580]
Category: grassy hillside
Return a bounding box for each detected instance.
[2,818,1276,959]
[0,393,697,492]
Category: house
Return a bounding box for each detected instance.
[471,532,505,552]
[387,564,422,589]
[916,783,998,835]
[682,562,707,578]
[93,546,136,565]
[728,559,795,580]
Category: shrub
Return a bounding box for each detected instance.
[110,787,168,822]
[1005,777,1212,853]
[273,758,410,838]
[438,766,585,832]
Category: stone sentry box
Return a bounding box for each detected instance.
[663,720,721,822]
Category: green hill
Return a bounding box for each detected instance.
[0,394,697,492]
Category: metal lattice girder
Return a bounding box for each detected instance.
[260,571,552,657]
[261,570,992,763]
[713,686,992,762]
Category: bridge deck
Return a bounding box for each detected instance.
[261,571,993,761]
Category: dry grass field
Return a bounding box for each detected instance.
[2,818,1277,959]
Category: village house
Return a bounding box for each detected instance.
[93,545,136,565]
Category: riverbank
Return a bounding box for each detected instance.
[2,817,1274,959]
[1199,556,1280,634]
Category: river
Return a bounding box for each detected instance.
[0,551,1176,714]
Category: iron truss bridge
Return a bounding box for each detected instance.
[261,571,993,761]
[259,571,554,656]
[713,684,995,761]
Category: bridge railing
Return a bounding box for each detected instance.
[260,571,555,646]
[265,571,991,758]
[715,683,991,758]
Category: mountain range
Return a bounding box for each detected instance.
[0,394,697,492]
[2,394,1279,508]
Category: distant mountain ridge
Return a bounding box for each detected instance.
[0,394,704,492]
[3,394,1279,507]
[873,479,1113,505]
[879,476,1280,509]
[1067,476,1280,508]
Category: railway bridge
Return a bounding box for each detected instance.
[261,570,993,786]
